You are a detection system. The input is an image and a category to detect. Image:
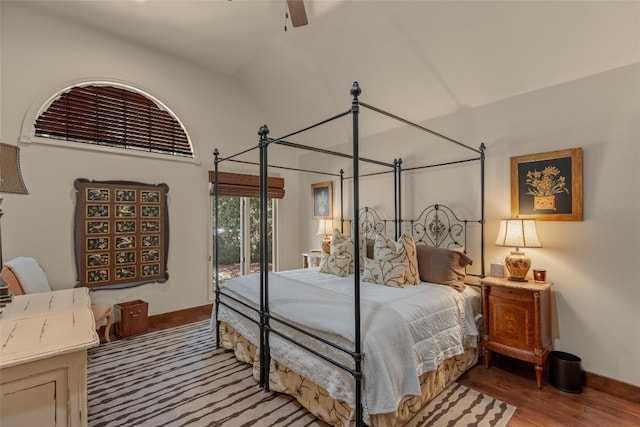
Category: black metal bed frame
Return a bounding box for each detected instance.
[213,82,486,426]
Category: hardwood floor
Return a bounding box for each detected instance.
[457,356,640,426]
[106,305,640,427]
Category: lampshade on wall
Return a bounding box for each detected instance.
[1,142,29,266]
[0,143,29,313]
[495,219,542,281]
[0,143,29,195]
[316,218,334,253]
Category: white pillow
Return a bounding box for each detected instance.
[5,257,52,294]
[373,232,419,285]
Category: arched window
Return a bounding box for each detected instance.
[28,83,193,158]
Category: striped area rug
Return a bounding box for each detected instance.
[87,320,515,427]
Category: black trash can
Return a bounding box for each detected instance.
[549,351,583,393]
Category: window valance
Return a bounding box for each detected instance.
[208,171,285,199]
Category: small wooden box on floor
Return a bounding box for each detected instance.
[115,300,148,338]
[480,276,552,388]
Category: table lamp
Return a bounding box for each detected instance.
[494,218,541,282]
[316,218,333,253]
[0,143,30,312]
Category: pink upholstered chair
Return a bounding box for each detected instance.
[1,257,113,342]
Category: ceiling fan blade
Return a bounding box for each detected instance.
[287,0,308,27]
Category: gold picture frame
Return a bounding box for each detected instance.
[311,181,333,219]
[511,148,583,221]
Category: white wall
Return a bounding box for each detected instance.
[482,64,640,388]
[298,64,640,387]
[0,3,301,315]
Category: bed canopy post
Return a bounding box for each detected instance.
[393,159,398,238]
[350,81,365,427]
[340,169,344,233]
[258,124,271,390]
[480,142,486,278]
[398,158,403,237]
[213,149,221,349]
[394,158,403,239]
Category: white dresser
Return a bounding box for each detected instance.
[0,288,99,427]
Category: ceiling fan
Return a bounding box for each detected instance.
[287,0,308,27]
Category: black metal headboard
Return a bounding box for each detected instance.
[357,207,388,239]
[348,204,470,247]
[346,204,481,276]
[409,204,467,249]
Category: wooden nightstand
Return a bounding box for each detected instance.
[301,251,322,268]
[480,276,552,388]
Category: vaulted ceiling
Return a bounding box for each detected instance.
[20,1,640,144]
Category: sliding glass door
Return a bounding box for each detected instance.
[211,196,275,291]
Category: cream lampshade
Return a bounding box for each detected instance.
[316,218,334,253]
[494,219,542,282]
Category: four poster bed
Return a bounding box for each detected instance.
[212,82,486,427]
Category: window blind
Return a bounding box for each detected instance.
[34,85,193,157]
[208,171,285,199]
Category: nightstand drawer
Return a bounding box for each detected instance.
[490,286,533,301]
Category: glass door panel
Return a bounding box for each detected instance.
[213,196,241,284]
[249,197,273,273]
[212,196,275,288]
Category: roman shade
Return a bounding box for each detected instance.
[208,171,285,199]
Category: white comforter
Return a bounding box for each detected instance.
[215,268,480,422]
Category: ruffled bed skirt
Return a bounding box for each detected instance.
[218,321,479,427]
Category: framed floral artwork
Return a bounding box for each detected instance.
[511,148,583,221]
[311,181,332,219]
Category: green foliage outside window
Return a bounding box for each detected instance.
[214,196,272,265]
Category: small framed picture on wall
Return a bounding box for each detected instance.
[311,181,333,219]
[511,147,583,221]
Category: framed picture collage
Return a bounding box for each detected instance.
[74,179,169,289]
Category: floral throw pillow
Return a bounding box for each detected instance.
[362,258,407,288]
[331,228,350,248]
[319,253,352,277]
[373,232,420,285]
[330,229,355,273]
